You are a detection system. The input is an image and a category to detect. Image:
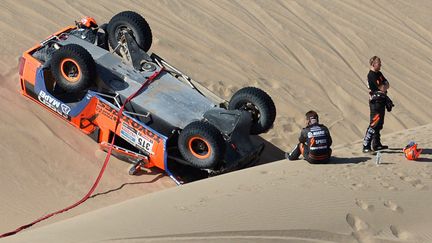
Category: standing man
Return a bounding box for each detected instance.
[363,56,393,153]
[286,111,332,164]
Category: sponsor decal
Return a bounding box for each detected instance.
[308,130,325,138]
[96,101,161,143]
[96,101,118,121]
[120,122,155,154]
[310,145,329,150]
[314,139,327,145]
[61,104,71,115]
[38,90,70,118]
[120,123,137,144]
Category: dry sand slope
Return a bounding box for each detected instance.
[0,0,431,242]
[4,125,432,243]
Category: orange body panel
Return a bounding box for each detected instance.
[93,100,166,170]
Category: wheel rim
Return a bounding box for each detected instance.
[239,102,261,123]
[188,136,211,159]
[115,25,135,42]
[60,58,81,83]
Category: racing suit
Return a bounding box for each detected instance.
[288,124,332,164]
[363,70,392,150]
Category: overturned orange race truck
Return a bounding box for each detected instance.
[18,11,276,183]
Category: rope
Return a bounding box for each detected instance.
[0,68,163,238]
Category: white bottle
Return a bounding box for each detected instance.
[375,151,382,165]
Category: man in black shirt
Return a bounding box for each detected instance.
[286,111,332,164]
[362,56,393,152]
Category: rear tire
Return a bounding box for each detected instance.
[107,11,152,53]
[178,121,225,169]
[228,87,276,135]
[51,44,96,93]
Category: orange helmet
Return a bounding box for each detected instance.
[403,141,422,160]
[80,16,98,28]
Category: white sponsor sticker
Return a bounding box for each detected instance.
[38,90,70,118]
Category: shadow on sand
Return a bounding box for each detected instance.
[381,148,432,162]
[416,157,432,162]
[253,136,286,165]
[327,156,370,164]
[254,137,373,165]
[421,148,432,155]
[379,148,404,154]
[89,173,166,199]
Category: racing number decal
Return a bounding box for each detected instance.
[120,121,156,154]
[137,135,153,153]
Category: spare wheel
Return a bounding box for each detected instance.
[50,44,96,93]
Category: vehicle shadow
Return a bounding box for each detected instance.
[253,136,286,165]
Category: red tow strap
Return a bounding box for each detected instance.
[0,68,163,238]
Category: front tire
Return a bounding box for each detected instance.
[228,87,276,135]
[107,11,152,53]
[178,121,225,169]
[51,44,96,93]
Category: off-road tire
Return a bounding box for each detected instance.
[228,87,276,135]
[51,44,96,93]
[107,11,152,53]
[178,121,225,169]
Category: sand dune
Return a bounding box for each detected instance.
[0,0,431,242]
[4,125,432,243]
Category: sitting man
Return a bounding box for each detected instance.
[286,110,332,164]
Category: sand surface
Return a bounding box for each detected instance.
[0,0,431,242]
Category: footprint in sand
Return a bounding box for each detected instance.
[355,199,374,212]
[412,180,428,190]
[346,214,370,232]
[373,176,382,181]
[346,214,375,242]
[277,116,299,134]
[390,225,412,240]
[383,200,404,213]
[207,81,239,99]
[399,176,428,190]
[399,175,415,182]
[380,182,398,191]
[350,183,364,190]
[420,172,432,179]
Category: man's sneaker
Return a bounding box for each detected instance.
[373,145,389,151]
[362,146,372,153]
